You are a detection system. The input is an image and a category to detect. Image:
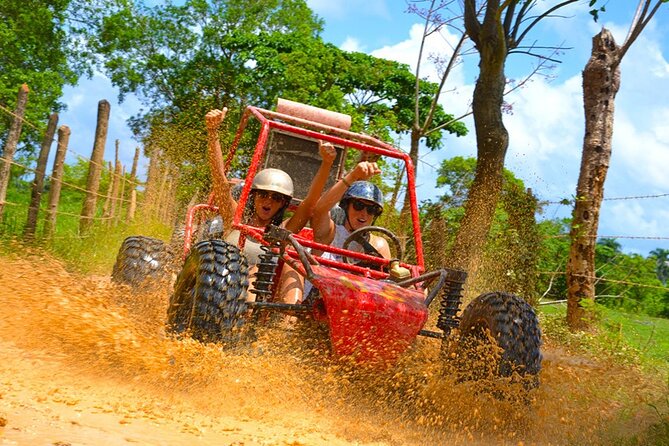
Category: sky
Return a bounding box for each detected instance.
[57,0,669,256]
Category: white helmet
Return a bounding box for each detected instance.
[251,168,294,198]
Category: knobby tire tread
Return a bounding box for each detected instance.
[167,240,249,345]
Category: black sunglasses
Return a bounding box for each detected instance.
[350,199,383,216]
[255,190,287,203]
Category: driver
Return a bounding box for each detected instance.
[205,107,336,266]
[310,161,391,262]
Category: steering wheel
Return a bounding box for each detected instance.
[341,226,403,266]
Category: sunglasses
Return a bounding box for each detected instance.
[350,199,383,216]
[255,190,287,203]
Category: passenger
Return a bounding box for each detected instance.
[206,108,336,302]
[310,161,391,261]
[293,161,390,304]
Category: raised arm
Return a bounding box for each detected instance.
[311,161,381,245]
[284,141,337,233]
[205,108,238,221]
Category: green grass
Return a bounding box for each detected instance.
[1,181,171,274]
[539,302,669,368]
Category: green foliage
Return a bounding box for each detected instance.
[420,156,540,301]
[651,248,669,285]
[540,303,669,368]
[80,0,465,207]
[595,241,669,317]
[0,0,84,152]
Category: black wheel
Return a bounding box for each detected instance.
[111,236,169,287]
[166,240,249,344]
[341,225,404,264]
[456,291,542,383]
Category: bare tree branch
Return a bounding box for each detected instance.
[618,0,664,62]
[515,0,580,48]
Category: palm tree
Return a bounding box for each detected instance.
[650,248,669,285]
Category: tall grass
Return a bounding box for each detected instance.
[0,180,171,274]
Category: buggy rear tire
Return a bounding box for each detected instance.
[166,240,249,344]
[111,236,168,287]
[457,291,542,383]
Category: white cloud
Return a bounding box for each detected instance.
[370,23,468,87]
[341,37,363,53]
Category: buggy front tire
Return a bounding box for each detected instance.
[167,240,249,344]
[457,291,542,383]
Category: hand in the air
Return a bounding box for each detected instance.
[319,141,337,164]
[205,108,228,131]
[350,161,381,181]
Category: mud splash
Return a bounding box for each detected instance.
[0,252,666,445]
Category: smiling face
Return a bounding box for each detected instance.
[252,189,288,225]
[345,199,382,231]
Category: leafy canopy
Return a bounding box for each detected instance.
[0,0,84,151]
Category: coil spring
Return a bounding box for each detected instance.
[436,280,464,336]
[250,244,280,302]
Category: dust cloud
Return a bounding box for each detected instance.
[0,251,665,445]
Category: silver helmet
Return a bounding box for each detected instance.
[250,168,294,198]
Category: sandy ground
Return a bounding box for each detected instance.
[0,251,666,446]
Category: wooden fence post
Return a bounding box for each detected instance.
[125,147,140,223]
[0,84,30,222]
[44,125,70,238]
[102,161,113,218]
[80,99,110,234]
[142,149,161,218]
[24,112,59,240]
[127,189,137,222]
[108,140,121,224]
[116,166,126,226]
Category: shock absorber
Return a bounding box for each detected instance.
[436,275,465,336]
[250,244,281,302]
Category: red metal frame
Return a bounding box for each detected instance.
[219,106,425,271]
[179,103,441,366]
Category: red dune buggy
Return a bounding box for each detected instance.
[113,100,542,380]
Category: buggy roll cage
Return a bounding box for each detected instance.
[184,104,426,279]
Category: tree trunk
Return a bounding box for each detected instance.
[44,126,70,238]
[567,29,621,330]
[80,100,110,234]
[102,161,114,218]
[24,112,58,240]
[126,147,140,223]
[400,130,421,217]
[108,140,121,223]
[0,84,30,222]
[448,7,508,278]
[116,166,126,226]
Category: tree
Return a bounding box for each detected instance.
[401,0,470,216]
[448,0,585,281]
[424,156,540,301]
[650,248,669,285]
[593,241,667,317]
[0,0,84,150]
[566,1,667,330]
[87,0,467,206]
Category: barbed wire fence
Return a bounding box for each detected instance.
[0,84,178,242]
[1,84,667,299]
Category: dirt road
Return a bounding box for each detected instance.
[0,252,665,445]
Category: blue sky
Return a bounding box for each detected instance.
[58,1,669,255]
